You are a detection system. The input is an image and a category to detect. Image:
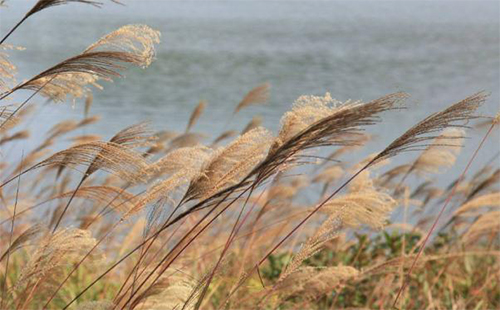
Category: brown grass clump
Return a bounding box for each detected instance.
[0,4,498,310]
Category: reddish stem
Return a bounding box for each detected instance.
[392,121,496,308]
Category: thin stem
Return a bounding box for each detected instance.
[0,15,28,45]
[392,121,496,308]
[0,151,23,309]
[258,164,370,266]
[52,176,87,232]
[194,186,256,310]
[42,188,146,309]
[118,188,250,310]
[220,162,372,307]
[0,75,57,133]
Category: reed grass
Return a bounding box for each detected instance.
[0,2,499,310]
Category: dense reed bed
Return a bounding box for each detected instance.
[0,1,499,309]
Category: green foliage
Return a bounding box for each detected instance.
[262,230,499,309]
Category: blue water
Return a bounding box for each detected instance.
[1,1,499,193]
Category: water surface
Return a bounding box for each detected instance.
[1,0,499,194]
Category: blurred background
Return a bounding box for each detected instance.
[1,0,499,186]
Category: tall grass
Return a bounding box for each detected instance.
[0,1,499,309]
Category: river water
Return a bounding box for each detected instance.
[1,1,499,198]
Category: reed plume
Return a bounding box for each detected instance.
[277,266,359,303]
[234,83,270,114]
[463,210,500,243]
[0,44,20,93]
[0,224,42,262]
[0,105,20,131]
[84,93,93,117]
[0,139,149,194]
[135,272,197,310]
[0,0,109,45]
[253,93,407,183]
[25,0,102,18]
[277,212,343,286]
[12,228,99,308]
[146,145,212,178]
[372,92,486,164]
[75,301,114,310]
[185,127,273,201]
[0,2,496,307]
[241,115,263,134]
[131,146,213,214]
[454,192,500,216]
[186,100,206,133]
[212,130,238,146]
[1,25,160,102]
[0,130,29,145]
[410,128,465,175]
[323,170,396,229]
[53,186,140,214]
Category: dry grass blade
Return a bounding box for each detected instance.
[132,171,194,216]
[186,100,206,133]
[49,123,154,231]
[312,165,343,184]
[79,141,149,181]
[72,134,102,145]
[234,83,270,114]
[169,133,205,150]
[47,120,79,140]
[78,115,100,127]
[129,146,212,214]
[392,128,466,195]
